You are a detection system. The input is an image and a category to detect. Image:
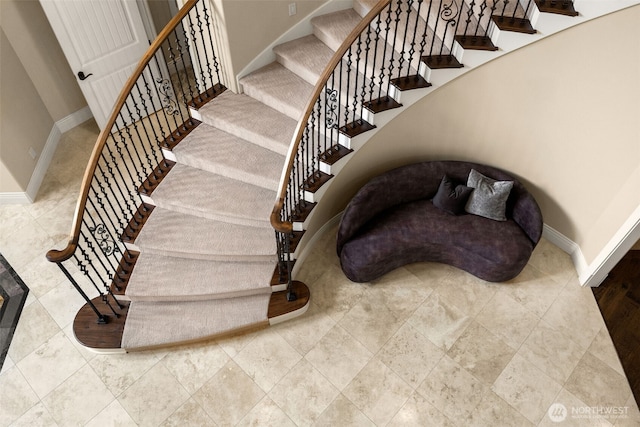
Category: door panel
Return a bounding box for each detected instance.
[40,0,153,129]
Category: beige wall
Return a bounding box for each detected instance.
[0,0,88,194]
[221,0,325,74]
[0,0,86,122]
[147,0,175,33]
[303,5,640,266]
[0,28,54,192]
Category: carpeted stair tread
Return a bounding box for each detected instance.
[311,8,362,52]
[135,208,277,262]
[197,91,296,157]
[353,0,378,17]
[273,35,335,86]
[240,62,314,121]
[125,252,273,301]
[172,124,284,190]
[121,294,270,349]
[150,163,275,227]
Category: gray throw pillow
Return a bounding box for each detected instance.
[465,169,513,221]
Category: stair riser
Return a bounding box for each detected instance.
[138,248,277,263]
[115,286,272,303]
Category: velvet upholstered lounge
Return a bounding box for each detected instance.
[336,161,543,282]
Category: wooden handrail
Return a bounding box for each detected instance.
[269,0,392,233]
[46,0,200,263]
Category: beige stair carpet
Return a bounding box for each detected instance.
[151,163,275,228]
[197,91,297,157]
[172,124,285,190]
[124,253,273,301]
[240,62,314,121]
[273,35,335,85]
[121,293,271,349]
[134,208,276,262]
[311,9,362,51]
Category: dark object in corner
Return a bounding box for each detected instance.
[0,253,29,371]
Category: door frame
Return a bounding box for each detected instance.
[581,205,640,287]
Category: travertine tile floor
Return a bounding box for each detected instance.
[1,120,638,426]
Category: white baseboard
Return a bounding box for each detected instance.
[0,107,93,205]
[543,212,640,288]
[24,125,62,202]
[56,106,93,133]
[542,224,590,286]
[0,192,33,205]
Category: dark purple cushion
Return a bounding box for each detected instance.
[432,174,473,215]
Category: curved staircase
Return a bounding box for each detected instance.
[56,0,605,352]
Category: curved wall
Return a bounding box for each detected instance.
[303,5,640,267]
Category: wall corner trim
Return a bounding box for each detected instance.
[542,224,590,286]
[56,106,93,133]
[543,206,640,288]
[0,106,93,206]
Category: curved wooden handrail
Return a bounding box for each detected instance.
[46,0,200,263]
[270,0,392,233]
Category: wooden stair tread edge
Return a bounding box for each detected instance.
[535,0,579,16]
[267,281,310,320]
[454,35,498,51]
[491,16,537,34]
[363,97,403,114]
[138,160,176,196]
[390,75,432,91]
[422,55,464,70]
[121,203,155,244]
[73,297,129,350]
[319,144,353,166]
[339,120,376,139]
[110,250,140,295]
[161,118,201,150]
[186,83,227,110]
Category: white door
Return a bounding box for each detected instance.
[40,0,152,129]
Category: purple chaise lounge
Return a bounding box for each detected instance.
[336,161,543,282]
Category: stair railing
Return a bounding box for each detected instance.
[270,0,542,287]
[46,0,229,324]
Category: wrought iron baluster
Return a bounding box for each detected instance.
[186,12,207,99]
[386,1,402,92]
[132,81,162,156]
[344,46,353,127]
[201,0,224,88]
[194,2,214,90]
[171,28,198,106]
[406,0,423,79]
[122,101,156,180]
[361,25,373,107]
[370,14,382,102]
[56,262,107,324]
[438,0,460,55]
[140,65,169,145]
[352,36,362,125]
[378,2,394,100]
[154,43,183,130]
